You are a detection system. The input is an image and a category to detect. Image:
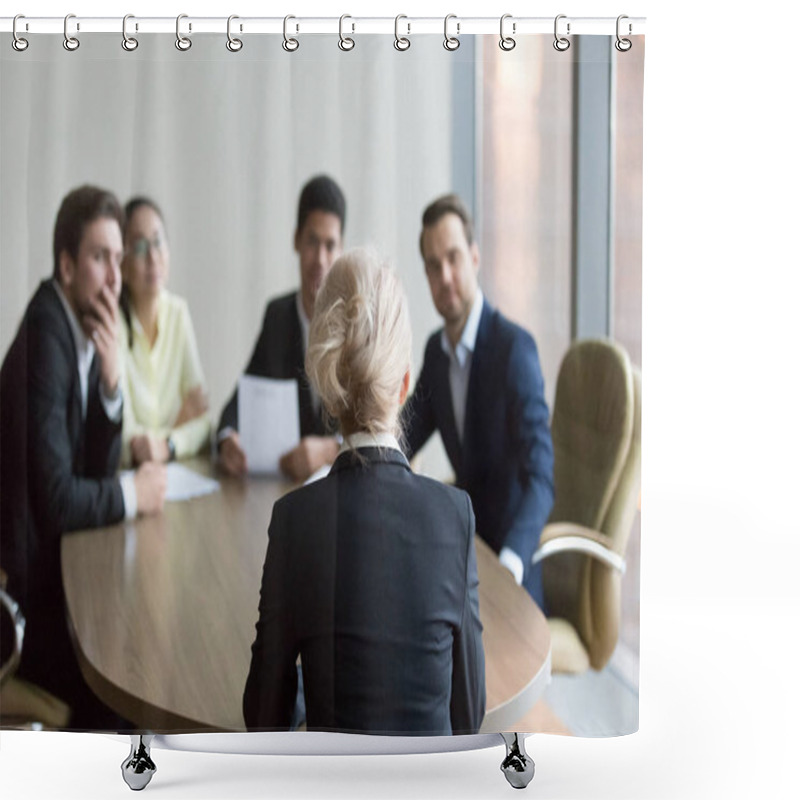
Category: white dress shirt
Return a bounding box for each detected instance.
[440,290,484,443]
[340,430,403,454]
[54,281,137,519]
[439,289,524,586]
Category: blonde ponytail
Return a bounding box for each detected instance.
[306,249,411,439]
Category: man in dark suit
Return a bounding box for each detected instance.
[0,185,166,728]
[243,445,485,735]
[217,175,345,481]
[403,194,554,608]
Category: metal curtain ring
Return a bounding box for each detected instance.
[122,14,138,51]
[283,15,299,52]
[443,14,460,51]
[338,14,355,51]
[394,14,410,51]
[63,13,80,51]
[175,14,192,51]
[499,14,516,51]
[226,15,243,52]
[615,15,632,52]
[553,14,570,52]
[12,14,29,52]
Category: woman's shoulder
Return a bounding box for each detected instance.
[408,472,472,517]
[271,476,332,516]
[159,290,200,338]
[159,289,190,318]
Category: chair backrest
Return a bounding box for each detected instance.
[542,340,641,669]
[0,568,71,728]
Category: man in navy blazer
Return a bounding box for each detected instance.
[403,194,554,607]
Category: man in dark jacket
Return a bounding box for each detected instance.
[216,175,346,481]
[0,185,166,728]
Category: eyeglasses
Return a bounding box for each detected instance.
[128,235,164,259]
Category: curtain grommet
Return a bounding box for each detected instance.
[282,15,299,52]
[175,14,192,51]
[553,14,570,52]
[444,14,460,52]
[63,13,80,52]
[12,14,29,52]
[226,15,243,52]
[499,14,516,52]
[394,15,411,51]
[615,15,633,52]
[338,14,355,51]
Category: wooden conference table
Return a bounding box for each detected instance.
[62,458,550,734]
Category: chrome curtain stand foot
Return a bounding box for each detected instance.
[500,732,535,789]
[121,734,157,791]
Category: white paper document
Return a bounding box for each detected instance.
[165,463,220,502]
[238,375,300,474]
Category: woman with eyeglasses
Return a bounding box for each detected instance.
[118,197,211,466]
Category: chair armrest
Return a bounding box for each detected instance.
[532,522,626,574]
[0,586,25,687]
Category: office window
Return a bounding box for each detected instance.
[613,41,644,368]
[613,40,644,676]
[477,39,573,407]
[479,38,643,683]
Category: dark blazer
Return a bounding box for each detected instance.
[0,279,124,711]
[403,300,554,607]
[217,291,327,440]
[243,447,486,735]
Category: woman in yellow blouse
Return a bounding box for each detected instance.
[118,197,211,466]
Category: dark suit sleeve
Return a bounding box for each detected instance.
[243,501,298,730]
[217,303,272,437]
[402,338,437,459]
[84,380,123,479]
[450,494,486,734]
[502,334,555,567]
[26,316,124,534]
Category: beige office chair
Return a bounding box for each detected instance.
[533,339,642,674]
[0,569,71,729]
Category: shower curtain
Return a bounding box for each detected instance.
[0,16,644,754]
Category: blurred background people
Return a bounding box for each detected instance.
[217,175,345,481]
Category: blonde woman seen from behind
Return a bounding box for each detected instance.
[118,198,211,466]
[243,249,486,735]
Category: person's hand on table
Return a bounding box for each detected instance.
[218,431,248,477]
[279,436,339,482]
[134,461,167,515]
